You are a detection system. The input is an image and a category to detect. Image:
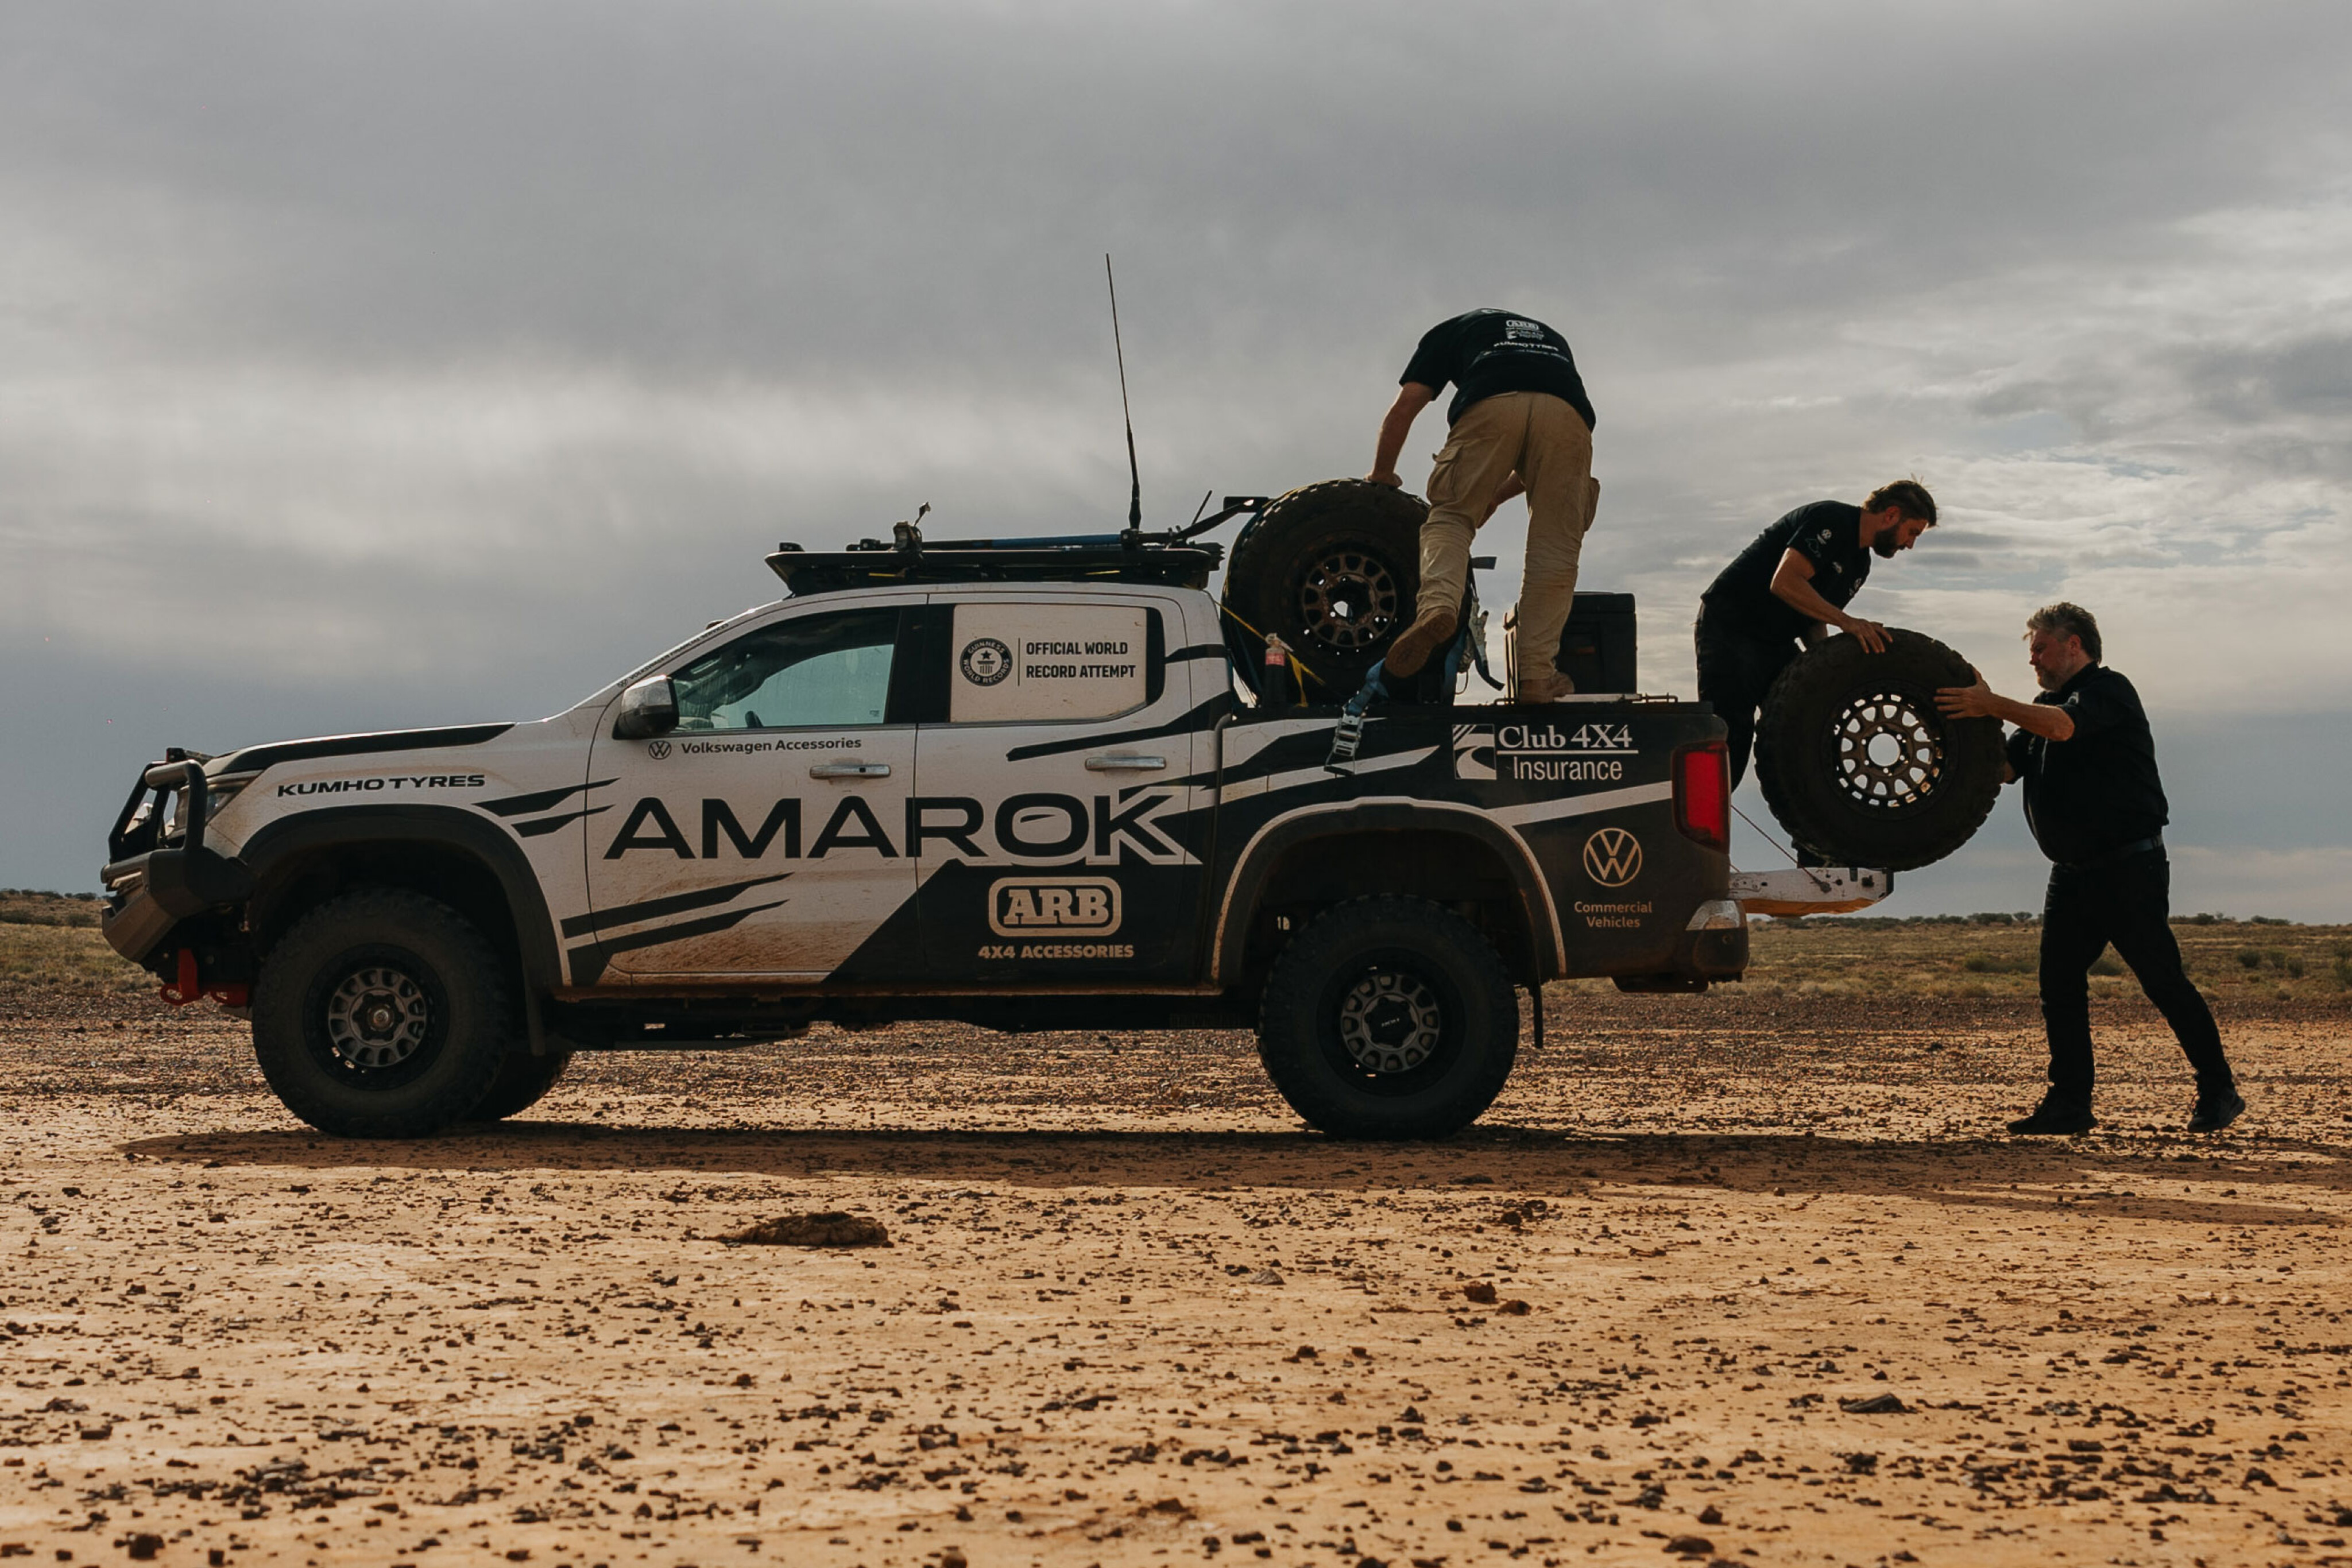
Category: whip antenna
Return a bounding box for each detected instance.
[1105,253,1142,532]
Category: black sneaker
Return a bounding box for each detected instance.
[2187,1088,2245,1133]
[2007,1098,2096,1136]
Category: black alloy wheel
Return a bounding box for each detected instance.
[1754,629,2005,871]
[1257,896,1519,1139]
[253,888,514,1138]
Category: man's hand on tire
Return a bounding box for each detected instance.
[1838,614,1891,654]
[1367,469,1403,487]
[1935,669,1997,719]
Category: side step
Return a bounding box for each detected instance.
[1730,866,1894,917]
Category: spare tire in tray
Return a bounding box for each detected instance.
[1223,479,1426,699]
[1753,629,2003,872]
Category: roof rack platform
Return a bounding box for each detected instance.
[767,498,1266,597]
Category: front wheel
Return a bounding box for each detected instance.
[1256,897,1519,1139]
[252,888,514,1139]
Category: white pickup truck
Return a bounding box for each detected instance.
[102,511,1766,1143]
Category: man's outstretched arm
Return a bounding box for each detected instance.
[1769,548,1889,653]
[1370,382,1437,487]
[1936,671,2075,741]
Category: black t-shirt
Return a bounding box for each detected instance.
[1700,501,1870,643]
[1401,309,1596,431]
[2005,664,2169,866]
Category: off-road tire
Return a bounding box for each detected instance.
[252,888,514,1139]
[1754,629,2005,871]
[1256,896,1519,1139]
[1224,479,1427,698]
[469,1045,574,1122]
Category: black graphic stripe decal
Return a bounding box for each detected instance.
[565,901,787,986]
[215,724,514,776]
[482,779,616,818]
[1003,695,1229,762]
[513,805,612,839]
[559,873,792,939]
[1166,644,1228,664]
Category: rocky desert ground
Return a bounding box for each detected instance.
[3,900,2351,1568]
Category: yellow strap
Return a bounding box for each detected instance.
[1216,602,1325,689]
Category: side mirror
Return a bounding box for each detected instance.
[613,675,679,740]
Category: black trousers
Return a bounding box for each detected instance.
[1693,613,1800,787]
[2038,849,2231,1102]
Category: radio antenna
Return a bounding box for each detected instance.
[1105,253,1142,532]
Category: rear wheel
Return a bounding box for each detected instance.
[1223,479,1427,698]
[252,889,513,1138]
[1256,897,1519,1139]
[470,1045,573,1122]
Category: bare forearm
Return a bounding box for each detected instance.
[1370,384,1435,485]
[1771,574,1847,629]
[1992,694,2074,740]
[1372,405,1415,478]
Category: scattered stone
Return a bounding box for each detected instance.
[939,1550,968,1568]
[722,1213,891,1248]
[1462,1281,1499,1305]
[1662,1535,1712,1555]
[1497,1299,1531,1316]
[1247,1269,1283,1286]
[125,1539,164,1563]
[1696,1504,1723,1525]
[1838,1393,1908,1415]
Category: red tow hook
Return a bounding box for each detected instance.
[158,948,250,1009]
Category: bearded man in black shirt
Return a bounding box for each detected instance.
[1936,602,2242,1136]
[1695,482,1937,785]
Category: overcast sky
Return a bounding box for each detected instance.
[6,2,2349,916]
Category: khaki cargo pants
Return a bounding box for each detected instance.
[1417,390,1597,686]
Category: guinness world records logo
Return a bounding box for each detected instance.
[960,637,1012,686]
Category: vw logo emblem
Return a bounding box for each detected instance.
[1581,826,1643,887]
[645,740,671,760]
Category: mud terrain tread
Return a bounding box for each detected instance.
[470,1046,573,1122]
[252,888,513,1139]
[1223,479,1428,698]
[1754,629,2005,872]
[1256,895,1518,1140]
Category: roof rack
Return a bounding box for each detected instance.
[766,496,1268,596]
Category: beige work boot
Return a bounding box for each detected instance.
[1515,669,1577,703]
[1383,608,1459,680]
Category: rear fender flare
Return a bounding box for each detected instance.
[236,805,561,993]
[1210,799,1565,984]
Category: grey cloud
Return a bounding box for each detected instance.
[6,1,2352,897]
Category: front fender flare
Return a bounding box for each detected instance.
[236,805,562,993]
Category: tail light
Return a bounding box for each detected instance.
[1675,742,1730,851]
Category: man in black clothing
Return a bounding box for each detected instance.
[1936,602,2242,1136]
[1695,482,1937,785]
[1370,309,1599,702]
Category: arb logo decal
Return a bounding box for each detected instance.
[1581,827,1643,887]
[988,876,1121,937]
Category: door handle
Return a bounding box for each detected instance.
[808,761,892,779]
[1084,753,1167,772]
